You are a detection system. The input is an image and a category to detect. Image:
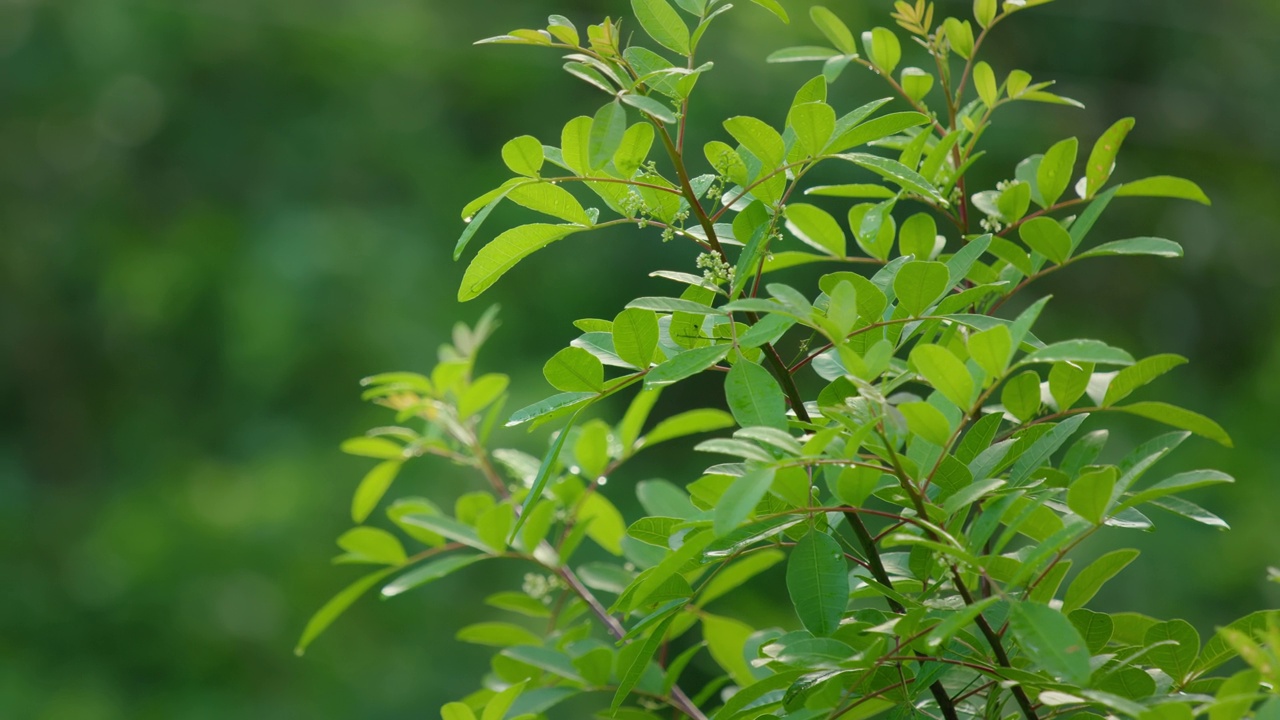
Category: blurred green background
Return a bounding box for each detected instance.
[2,0,1278,716]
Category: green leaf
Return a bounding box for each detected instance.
[352,460,403,524]
[1145,619,1200,681]
[787,529,849,637]
[1049,361,1092,411]
[612,308,659,369]
[1022,340,1134,367]
[725,360,788,431]
[789,102,836,158]
[632,0,691,54]
[899,401,952,446]
[835,152,945,203]
[295,567,396,655]
[723,116,785,170]
[1067,466,1116,525]
[441,702,476,720]
[1118,469,1234,511]
[767,45,843,63]
[943,18,974,58]
[827,112,931,154]
[620,93,678,124]
[1076,236,1184,260]
[1018,217,1072,264]
[974,0,998,27]
[702,613,757,686]
[1001,370,1041,422]
[579,492,627,555]
[507,182,593,225]
[459,224,584,301]
[1210,669,1261,720]
[713,468,776,536]
[1009,414,1090,487]
[698,550,785,606]
[401,514,491,553]
[482,680,528,720]
[457,621,544,647]
[614,123,656,177]
[911,344,975,409]
[747,0,789,23]
[1085,117,1135,198]
[588,101,627,170]
[1197,611,1280,674]
[1037,137,1078,207]
[337,526,406,565]
[612,615,677,711]
[1070,608,1115,653]
[1063,548,1139,613]
[1114,401,1232,447]
[901,67,934,103]
[503,136,544,177]
[644,344,730,388]
[925,596,999,649]
[641,408,735,448]
[1117,176,1211,205]
[341,436,405,460]
[506,391,595,427]
[382,554,486,598]
[973,61,998,107]
[511,408,586,541]
[1103,354,1187,407]
[893,260,949,316]
[969,325,1013,379]
[784,203,846,257]
[809,6,857,55]
[543,347,605,392]
[1008,601,1092,685]
[899,213,938,261]
[863,27,901,74]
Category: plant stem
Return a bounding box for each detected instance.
[952,570,1041,720]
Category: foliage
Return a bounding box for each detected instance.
[303,1,1278,719]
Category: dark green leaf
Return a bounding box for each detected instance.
[632,0,691,54]
[786,529,849,636]
[725,359,789,431]
[713,468,776,536]
[1008,601,1092,685]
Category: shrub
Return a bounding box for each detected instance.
[299,1,1280,719]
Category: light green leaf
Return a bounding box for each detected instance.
[506,392,595,427]
[943,18,974,58]
[974,0,997,27]
[969,325,1013,379]
[459,224,584,301]
[835,152,945,203]
[827,112,930,154]
[632,0,691,54]
[543,346,605,392]
[457,621,544,648]
[1049,361,1092,411]
[507,182,593,225]
[973,61,998,107]
[1076,237,1184,260]
[809,6,857,55]
[1117,175,1211,205]
[1118,469,1234,511]
[613,308,659,369]
[1103,354,1187,407]
[899,212,938,260]
[295,567,396,655]
[482,680,528,720]
[702,613,757,686]
[767,45,843,63]
[589,101,627,170]
[503,135,544,177]
[926,597,999,649]
[1008,601,1092,685]
[337,526,406,565]
[1037,137,1078,207]
[352,460,403,524]
[614,123,656,177]
[894,260,949,316]
[899,401,952,446]
[785,203,847,257]
[725,359,788,431]
[698,550,785,606]
[863,27,901,74]
[713,468,776,536]
[441,702,476,720]
[641,408,736,448]
[1022,339,1134,367]
[1146,619,1200,681]
[644,344,730,388]
[560,116,593,175]
[1001,370,1042,422]
[1063,548,1139,613]
[1085,117,1135,198]
[579,492,627,555]
[911,344,975,409]
[612,615,677,711]
[747,0,789,22]
[901,67,934,103]
[620,94,678,124]
[382,554,487,598]
[511,408,585,540]
[1114,401,1232,447]
[786,529,849,636]
[723,115,785,170]
[788,99,839,156]
[1067,466,1116,525]
[341,436,405,460]
[1019,217,1072,264]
